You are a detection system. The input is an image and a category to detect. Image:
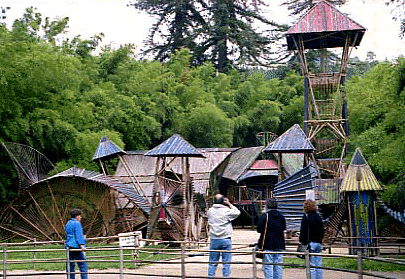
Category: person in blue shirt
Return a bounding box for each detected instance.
[65,208,88,279]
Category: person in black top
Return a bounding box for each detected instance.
[299,199,324,279]
[257,198,286,279]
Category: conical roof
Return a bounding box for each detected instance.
[340,148,382,192]
[286,0,365,50]
[92,136,126,161]
[264,124,315,153]
[144,134,204,157]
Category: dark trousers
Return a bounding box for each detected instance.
[67,250,88,279]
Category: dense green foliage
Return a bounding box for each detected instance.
[0,10,302,206]
[1,6,404,215]
[347,58,405,211]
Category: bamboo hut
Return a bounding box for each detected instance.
[143,134,207,242]
[341,148,381,255]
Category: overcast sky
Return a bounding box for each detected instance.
[1,0,404,61]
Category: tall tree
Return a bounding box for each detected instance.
[385,0,405,37]
[202,0,286,72]
[129,0,207,63]
[129,0,287,72]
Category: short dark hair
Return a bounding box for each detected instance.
[70,208,82,218]
[266,198,277,209]
[214,194,224,204]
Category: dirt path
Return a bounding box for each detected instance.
[6,229,405,278]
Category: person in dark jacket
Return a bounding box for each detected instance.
[257,198,286,279]
[65,208,87,279]
[299,199,324,279]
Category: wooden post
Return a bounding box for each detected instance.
[304,76,309,135]
[119,246,124,279]
[252,247,257,278]
[356,166,363,254]
[357,249,363,279]
[181,244,186,279]
[305,248,311,279]
[373,195,380,256]
[347,194,354,254]
[66,247,70,279]
[278,153,283,182]
[33,238,37,270]
[3,247,6,279]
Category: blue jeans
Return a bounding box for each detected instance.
[208,238,232,278]
[309,242,322,279]
[67,250,88,279]
[263,252,282,279]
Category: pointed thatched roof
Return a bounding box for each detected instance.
[264,124,315,153]
[286,0,365,50]
[92,136,126,161]
[144,134,204,157]
[340,148,382,192]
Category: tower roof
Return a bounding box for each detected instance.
[144,134,204,157]
[264,124,315,153]
[93,136,126,161]
[340,148,382,192]
[286,0,365,50]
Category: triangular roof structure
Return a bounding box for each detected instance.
[340,148,382,192]
[220,146,265,182]
[264,124,315,153]
[144,134,204,157]
[44,166,150,214]
[92,136,126,161]
[286,0,366,50]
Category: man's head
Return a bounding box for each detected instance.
[70,208,82,219]
[213,194,225,204]
[266,198,278,210]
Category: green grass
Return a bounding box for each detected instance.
[1,243,178,271]
[2,244,405,272]
[283,256,405,272]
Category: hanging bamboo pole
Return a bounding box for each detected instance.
[118,154,149,205]
[9,206,52,241]
[47,182,65,231]
[27,191,63,241]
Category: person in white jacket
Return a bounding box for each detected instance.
[207,194,240,278]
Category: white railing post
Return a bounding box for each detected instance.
[119,246,124,279]
[66,247,70,279]
[33,238,37,270]
[3,247,6,279]
[357,249,363,279]
[181,244,186,279]
[305,248,311,279]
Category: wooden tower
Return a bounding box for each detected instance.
[286,1,365,185]
[144,134,205,242]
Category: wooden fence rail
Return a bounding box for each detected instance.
[1,238,403,279]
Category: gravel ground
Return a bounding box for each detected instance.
[6,229,405,278]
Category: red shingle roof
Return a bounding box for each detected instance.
[286,0,365,50]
